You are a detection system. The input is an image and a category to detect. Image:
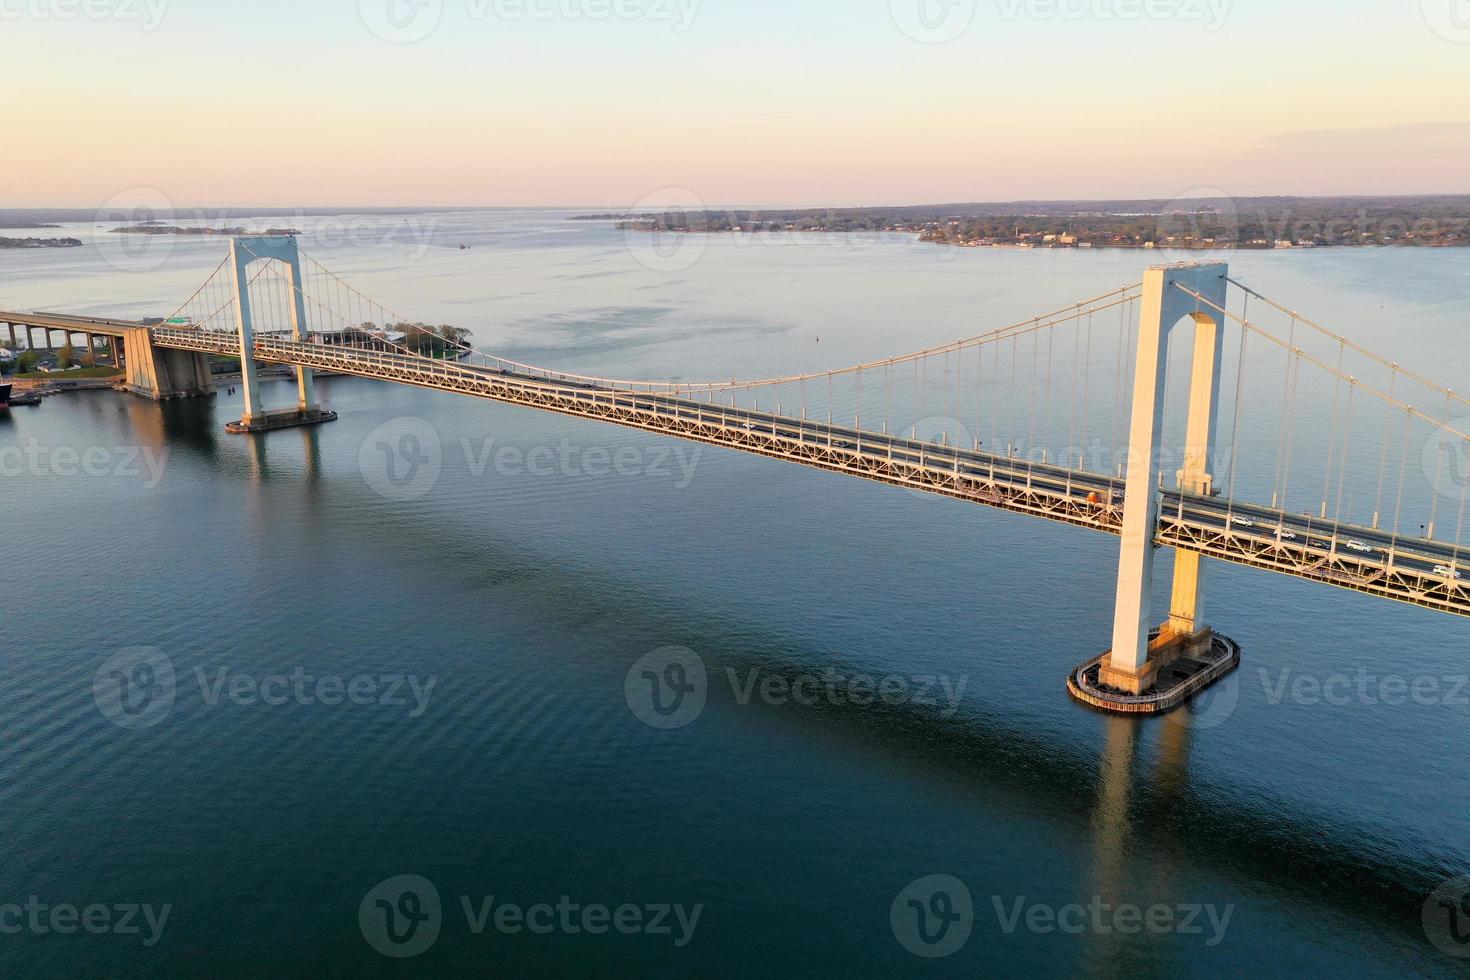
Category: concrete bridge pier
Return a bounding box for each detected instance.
[1069,262,1241,716]
[122,326,215,400]
[5,323,15,350]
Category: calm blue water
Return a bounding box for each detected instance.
[2,212,1469,977]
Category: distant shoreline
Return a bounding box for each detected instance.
[597,225,1468,251]
[577,195,1470,250]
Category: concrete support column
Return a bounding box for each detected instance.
[1103,263,1229,694]
[5,323,14,349]
[284,253,315,412]
[110,335,122,366]
[230,239,264,423]
[1168,314,1225,637]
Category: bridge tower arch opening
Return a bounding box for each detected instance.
[1085,261,1241,705]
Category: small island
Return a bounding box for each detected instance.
[111,225,303,236]
[0,236,82,249]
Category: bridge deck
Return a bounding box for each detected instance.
[0,310,144,336]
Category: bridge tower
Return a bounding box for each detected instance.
[225,236,336,433]
[1073,262,1241,711]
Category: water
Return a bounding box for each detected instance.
[2,212,1469,977]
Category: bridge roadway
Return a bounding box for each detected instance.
[143,326,1470,619]
[0,310,143,337]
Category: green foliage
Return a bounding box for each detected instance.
[396,322,472,357]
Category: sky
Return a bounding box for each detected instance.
[2,0,1468,208]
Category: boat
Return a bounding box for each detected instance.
[0,382,9,408]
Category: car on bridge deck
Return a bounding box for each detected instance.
[1433,565,1463,580]
[1345,540,1375,554]
[1231,515,1256,528]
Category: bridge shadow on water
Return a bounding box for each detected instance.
[386,505,1451,952]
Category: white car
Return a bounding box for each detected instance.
[1277,529,1299,541]
[1231,516,1256,528]
[1433,565,1463,580]
[1345,540,1375,554]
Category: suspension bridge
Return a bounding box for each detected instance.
[4,237,1467,714]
